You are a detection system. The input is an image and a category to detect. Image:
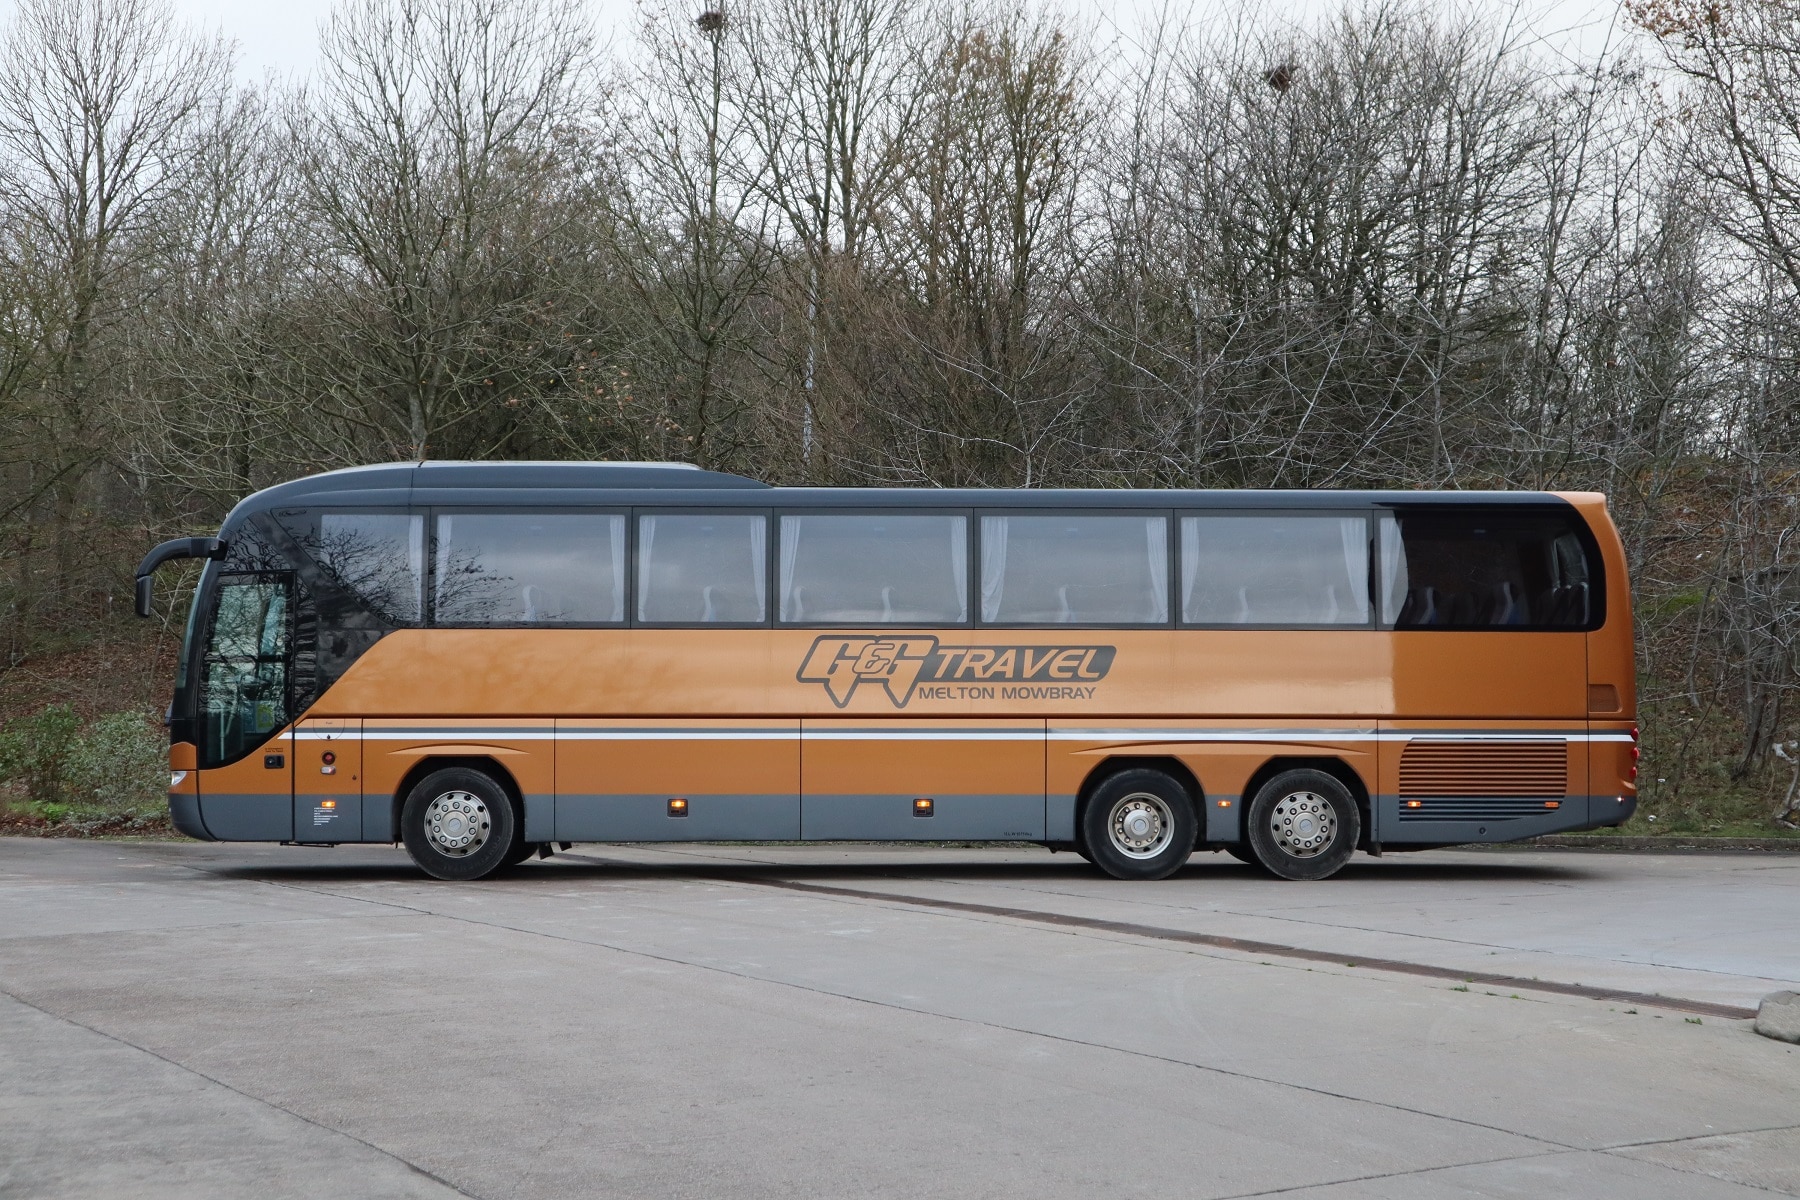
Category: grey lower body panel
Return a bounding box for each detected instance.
[1204,795,1242,843]
[167,794,215,841]
[197,793,291,841]
[295,795,359,843]
[521,794,554,844]
[802,794,1044,841]
[556,794,800,842]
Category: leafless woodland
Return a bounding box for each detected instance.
[2,0,1799,829]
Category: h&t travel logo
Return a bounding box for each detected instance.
[797,635,1115,708]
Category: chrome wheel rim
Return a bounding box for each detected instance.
[424,790,491,858]
[1108,792,1175,860]
[1270,791,1336,858]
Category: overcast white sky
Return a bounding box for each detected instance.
[0,0,1641,82]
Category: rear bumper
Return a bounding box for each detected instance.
[1583,792,1637,829]
[1379,794,1635,844]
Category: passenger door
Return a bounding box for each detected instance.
[195,574,295,841]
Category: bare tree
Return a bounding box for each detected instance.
[736,0,923,470]
[0,0,230,658]
[292,0,597,459]
[584,1,778,471]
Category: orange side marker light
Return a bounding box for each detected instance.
[668,798,688,817]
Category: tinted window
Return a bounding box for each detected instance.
[981,515,1168,625]
[201,576,290,766]
[434,513,625,625]
[317,512,423,624]
[638,514,767,623]
[1182,515,1370,625]
[779,515,967,624]
[1380,510,1594,629]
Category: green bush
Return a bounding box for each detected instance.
[0,706,165,819]
[0,705,81,806]
[65,712,167,816]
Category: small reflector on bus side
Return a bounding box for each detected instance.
[668,798,688,817]
[913,798,934,817]
[320,799,337,809]
[1544,801,1560,809]
[1405,800,1423,808]
[1217,799,1232,808]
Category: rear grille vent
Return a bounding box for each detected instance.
[1399,740,1567,802]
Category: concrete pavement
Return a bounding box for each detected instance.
[1,838,1795,1198]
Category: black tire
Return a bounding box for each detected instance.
[1245,769,1360,881]
[400,767,518,881]
[1079,768,1199,881]
[501,838,538,869]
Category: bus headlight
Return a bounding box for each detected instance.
[170,771,188,788]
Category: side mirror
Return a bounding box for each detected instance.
[135,536,228,618]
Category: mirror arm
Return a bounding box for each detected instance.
[135,537,228,618]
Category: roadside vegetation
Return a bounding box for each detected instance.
[2,0,1799,836]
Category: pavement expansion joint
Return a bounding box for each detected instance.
[723,874,1760,1020]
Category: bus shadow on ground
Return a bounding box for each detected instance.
[204,849,1594,887]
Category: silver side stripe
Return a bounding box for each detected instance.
[310,726,1632,744]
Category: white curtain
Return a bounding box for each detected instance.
[1378,514,1407,626]
[1179,519,1202,621]
[635,515,657,622]
[748,517,768,621]
[779,516,804,621]
[1339,517,1371,623]
[980,516,1008,622]
[606,514,626,622]
[1144,518,1169,622]
[949,518,968,622]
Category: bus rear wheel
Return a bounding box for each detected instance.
[1245,769,1359,881]
[1080,769,1198,881]
[401,767,518,881]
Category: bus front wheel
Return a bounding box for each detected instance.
[400,767,519,882]
[1245,770,1360,881]
[1080,769,1198,881]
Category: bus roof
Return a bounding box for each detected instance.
[223,460,1586,525]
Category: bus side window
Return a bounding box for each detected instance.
[1180,515,1370,626]
[316,512,425,625]
[638,514,768,623]
[981,515,1168,625]
[1382,510,1595,630]
[779,515,967,625]
[433,513,626,625]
